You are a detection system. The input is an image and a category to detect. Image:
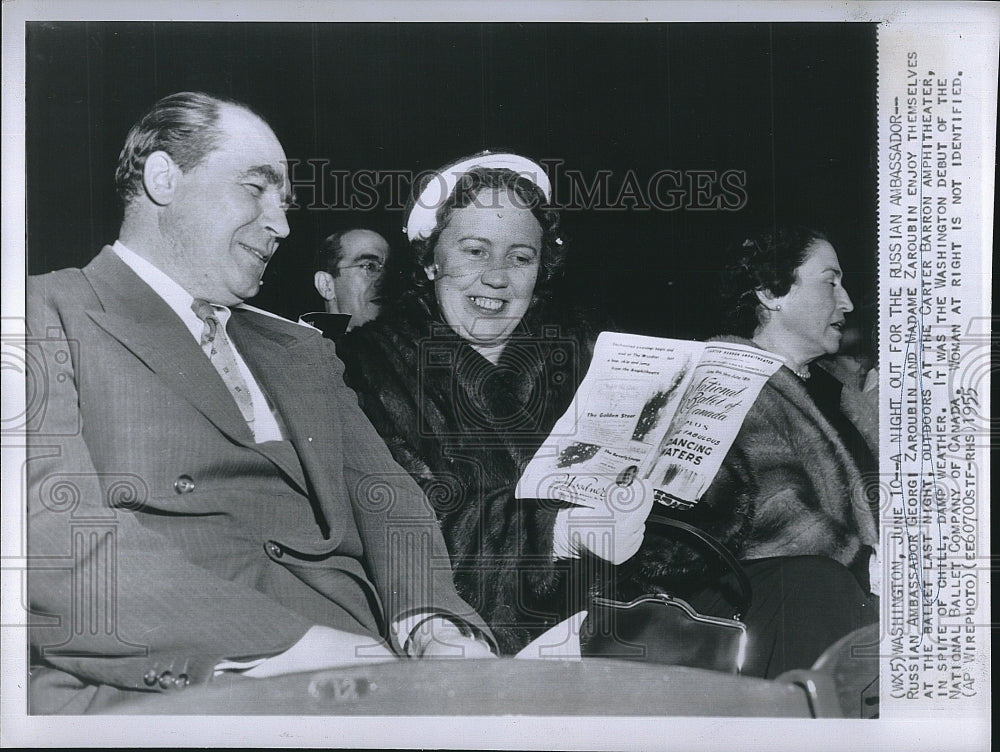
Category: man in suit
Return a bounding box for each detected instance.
[26,92,493,714]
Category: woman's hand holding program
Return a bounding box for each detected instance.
[551,478,655,565]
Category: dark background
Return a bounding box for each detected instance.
[26,22,877,342]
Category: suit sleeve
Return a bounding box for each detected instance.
[322,339,494,651]
[26,275,312,693]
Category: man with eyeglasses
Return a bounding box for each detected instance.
[310,228,390,334]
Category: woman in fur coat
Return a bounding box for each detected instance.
[614,227,880,678]
[338,152,652,654]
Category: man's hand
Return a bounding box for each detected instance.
[405,617,496,659]
[241,625,396,679]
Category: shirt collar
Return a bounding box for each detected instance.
[112,240,229,341]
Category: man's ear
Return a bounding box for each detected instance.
[143,151,179,206]
[314,270,337,301]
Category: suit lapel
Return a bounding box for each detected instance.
[82,248,341,515]
[83,249,255,445]
[228,308,346,528]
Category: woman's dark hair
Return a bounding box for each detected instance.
[401,166,566,310]
[719,226,830,337]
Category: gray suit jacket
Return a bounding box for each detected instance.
[26,248,488,713]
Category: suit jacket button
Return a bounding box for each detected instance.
[143,669,158,686]
[157,671,174,689]
[265,541,283,558]
[173,475,196,494]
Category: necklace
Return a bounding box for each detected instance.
[749,337,811,380]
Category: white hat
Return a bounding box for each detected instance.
[405,151,552,242]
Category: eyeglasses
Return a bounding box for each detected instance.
[337,260,385,279]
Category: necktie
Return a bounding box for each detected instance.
[191,299,255,427]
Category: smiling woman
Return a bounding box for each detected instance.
[426,189,542,362]
[337,152,653,654]
[615,226,881,679]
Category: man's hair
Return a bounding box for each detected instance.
[315,230,351,278]
[719,226,830,337]
[114,91,264,203]
[316,229,397,304]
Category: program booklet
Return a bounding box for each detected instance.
[516,332,784,508]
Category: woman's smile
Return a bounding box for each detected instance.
[468,295,508,313]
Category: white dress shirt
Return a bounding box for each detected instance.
[112,241,283,442]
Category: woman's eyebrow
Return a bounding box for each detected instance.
[456,236,538,252]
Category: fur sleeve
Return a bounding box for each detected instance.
[339,327,569,654]
[437,483,569,654]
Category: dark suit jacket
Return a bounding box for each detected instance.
[26,247,487,713]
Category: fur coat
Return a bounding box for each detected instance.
[614,335,880,602]
[338,295,598,654]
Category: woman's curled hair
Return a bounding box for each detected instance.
[719,226,829,337]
